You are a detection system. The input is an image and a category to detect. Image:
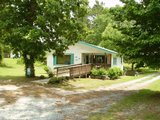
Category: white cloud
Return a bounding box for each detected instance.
[89,0,124,8]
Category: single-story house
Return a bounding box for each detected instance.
[47,41,123,70]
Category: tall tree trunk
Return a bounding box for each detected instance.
[23,53,35,77]
[0,44,3,64]
[131,62,135,71]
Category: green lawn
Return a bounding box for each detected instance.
[0,58,47,83]
[88,79,160,120]
[56,73,155,90]
[0,58,156,90]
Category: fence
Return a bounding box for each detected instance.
[54,64,92,78]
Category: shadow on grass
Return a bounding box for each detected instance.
[46,79,86,91]
[87,89,160,120]
[0,75,42,85]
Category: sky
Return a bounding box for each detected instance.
[89,0,124,8]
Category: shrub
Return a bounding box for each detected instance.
[39,75,45,79]
[48,72,54,78]
[91,68,107,76]
[48,76,67,84]
[43,66,54,78]
[107,67,123,80]
[43,66,49,73]
[97,68,107,76]
[91,68,99,76]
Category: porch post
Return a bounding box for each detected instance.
[90,54,93,68]
[109,54,112,67]
[107,54,112,67]
[104,53,106,68]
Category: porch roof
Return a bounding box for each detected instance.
[78,41,118,54]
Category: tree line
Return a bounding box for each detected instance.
[0,0,159,77]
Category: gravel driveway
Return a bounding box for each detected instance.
[0,73,159,120]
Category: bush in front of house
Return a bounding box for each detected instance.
[48,76,68,84]
[91,68,99,76]
[43,66,54,78]
[43,66,48,72]
[97,68,107,76]
[39,75,46,79]
[107,67,123,80]
[91,68,107,76]
[91,68,107,80]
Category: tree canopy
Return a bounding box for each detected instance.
[83,0,160,69]
[84,1,124,51]
[0,0,88,77]
[1,0,160,74]
[114,0,160,68]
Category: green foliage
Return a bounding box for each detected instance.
[17,58,24,65]
[85,1,114,45]
[91,68,107,76]
[43,66,54,78]
[98,68,107,76]
[48,76,68,84]
[100,23,124,50]
[91,68,99,76]
[43,66,49,73]
[0,0,88,77]
[84,1,124,51]
[39,75,45,79]
[112,0,160,68]
[107,67,123,79]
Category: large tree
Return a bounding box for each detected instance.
[84,1,124,51]
[85,1,113,45]
[0,0,87,77]
[113,0,160,68]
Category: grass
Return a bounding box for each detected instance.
[0,58,156,89]
[52,63,157,90]
[56,73,154,90]
[0,58,47,83]
[88,78,160,120]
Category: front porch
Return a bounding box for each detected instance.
[82,53,112,69]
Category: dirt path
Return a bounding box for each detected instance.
[0,73,159,120]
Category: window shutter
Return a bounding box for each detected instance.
[70,54,74,64]
[53,55,57,65]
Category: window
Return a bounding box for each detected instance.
[57,55,71,64]
[113,58,117,65]
[53,54,74,65]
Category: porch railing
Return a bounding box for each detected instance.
[54,64,92,78]
[92,63,111,69]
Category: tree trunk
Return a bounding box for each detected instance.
[23,53,35,78]
[0,44,3,64]
[131,62,135,71]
